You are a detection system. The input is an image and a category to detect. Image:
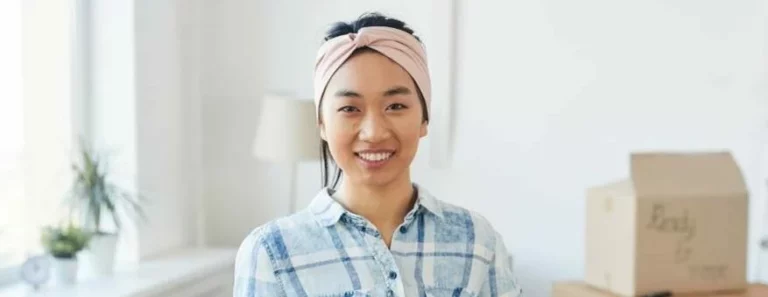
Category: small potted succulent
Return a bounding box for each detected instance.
[40,224,91,285]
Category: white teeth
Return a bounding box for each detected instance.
[358,152,393,162]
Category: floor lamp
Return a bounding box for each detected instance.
[252,94,321,214]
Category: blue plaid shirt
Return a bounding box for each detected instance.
[234,184,522,297]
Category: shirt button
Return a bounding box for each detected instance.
[399,226,407,233]
[387,289,394,297]
[388,271,398,279]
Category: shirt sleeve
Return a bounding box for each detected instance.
[233,228,286,297]
[479,231,523,297]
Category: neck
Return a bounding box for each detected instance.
[336,173,416,230]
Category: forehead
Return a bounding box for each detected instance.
[325,50,416,93]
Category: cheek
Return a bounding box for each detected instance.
[323,120,357,152]
[394,119,425,148]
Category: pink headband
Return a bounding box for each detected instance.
[313,26,431,122]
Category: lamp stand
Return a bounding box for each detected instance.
[288,162,298,214]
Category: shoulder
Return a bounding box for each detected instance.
[431,198,507,248]
[234,213,324,294]
[431,199,517,270]
[235,209,330,261]
[416,184,504,244]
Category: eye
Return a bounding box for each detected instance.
[387,103,408,111]
[337,106,359,113]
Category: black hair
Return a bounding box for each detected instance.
[319,12,428,190]
[324,13,421,42]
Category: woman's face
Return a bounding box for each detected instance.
[320,50,427,188]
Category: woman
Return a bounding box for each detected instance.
[234,13,522,297]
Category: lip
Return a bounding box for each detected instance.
[355,149,395,154]
[355,150,395,169]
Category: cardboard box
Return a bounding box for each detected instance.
[585,152,748,296]
[553,282,768,297]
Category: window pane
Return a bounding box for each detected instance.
[0,0,24,269]
[0,0,75,275]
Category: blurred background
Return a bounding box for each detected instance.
[0,0,766,296]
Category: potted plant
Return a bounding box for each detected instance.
[67,144,146,275]
[40,224,91,285]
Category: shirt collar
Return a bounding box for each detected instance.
[308,188,346,227]
[309,183,444,227]
[414,183,444,219]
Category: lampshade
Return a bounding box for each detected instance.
[252,94,321,163]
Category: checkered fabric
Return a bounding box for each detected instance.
[234,184,523,297]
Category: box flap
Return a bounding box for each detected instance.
[587,179,635,198]
[630,151,747,198]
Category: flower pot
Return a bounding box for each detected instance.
[82,233,118,276]
[52,257,78,285]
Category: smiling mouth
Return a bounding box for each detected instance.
[355,151,395,162]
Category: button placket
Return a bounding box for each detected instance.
[361,226,403,296]
[346,213,406,296]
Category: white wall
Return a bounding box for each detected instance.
[416,2,767,296]
[87,0,201,262]
[134,0,199,258]
[200,1,768,296]
[199,0,272,246]
[176,0,207,247]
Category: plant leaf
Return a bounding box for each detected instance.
[102,187,120,231]
[67,143,148,234]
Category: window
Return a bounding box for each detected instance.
[0,0,25,276]
[0,0,79,286]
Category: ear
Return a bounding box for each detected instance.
[319,122,327,141]
[420,121,428,138]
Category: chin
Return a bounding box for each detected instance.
[351,172,394,187]
[355,166,411,189]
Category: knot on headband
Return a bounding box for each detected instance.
[348,33,372,47]
[313,26,431,122]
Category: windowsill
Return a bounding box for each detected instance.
[0,266,20,288]
[0,248,236,297]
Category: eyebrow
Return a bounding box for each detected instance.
[333,86,412,99]
[333,89,362,98]
[383,86,412,97]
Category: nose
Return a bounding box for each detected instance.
[358,112,391,143]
